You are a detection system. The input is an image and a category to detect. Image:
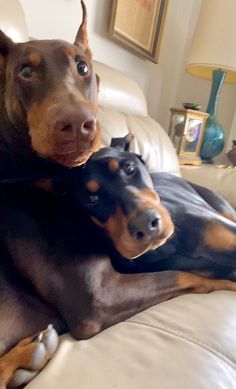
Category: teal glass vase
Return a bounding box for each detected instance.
[200,69,226,162]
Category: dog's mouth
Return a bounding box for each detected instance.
[50,133,101,167]
[27,98,101,167]
[28,117,101,167]
[92,193,174,260]
[114,229,174,260]
[111,210,174,260]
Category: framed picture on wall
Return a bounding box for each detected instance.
[109,0,168,63]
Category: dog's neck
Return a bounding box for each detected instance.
[0,104,65,183]
[0,87,28,148]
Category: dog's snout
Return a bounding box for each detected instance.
[53,108,96,140]
[128,209,161,241]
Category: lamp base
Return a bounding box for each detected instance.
[200,115,225,162]
[200,69,226,162]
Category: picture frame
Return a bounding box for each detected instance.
[109,0,168,63]
[168,108,209,166]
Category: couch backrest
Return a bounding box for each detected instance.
[94,61,180,175]
[0,0,28,42]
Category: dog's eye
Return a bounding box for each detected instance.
[20,65,34,80]
[77,61,89,76]
[122,162,136,176]
[87,194,99,205]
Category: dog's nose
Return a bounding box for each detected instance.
[128,209,161,240]
[81,119,96,136]
[53,108,96,140]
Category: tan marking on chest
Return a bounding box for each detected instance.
[203,220,236,251]
[34,179,54,192]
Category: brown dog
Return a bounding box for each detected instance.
[0,1,100,387]
[0,1,100,176]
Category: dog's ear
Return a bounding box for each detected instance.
[74,0,92,60]
[110,133,134,151]
[0,30,14,71]
[0,30,14,55]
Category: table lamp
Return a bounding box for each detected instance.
[186,0,236,162]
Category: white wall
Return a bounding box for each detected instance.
[172,0,236,162]
[146,0,236,160]
[146,0,202,128]
[20,0,203,121]
[19,0,236,160]
[227,111,236,154]
[19,0,151,92]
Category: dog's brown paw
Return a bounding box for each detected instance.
[5,325,59,388]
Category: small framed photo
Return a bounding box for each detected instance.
[168,108,209,165]
[109,0,168,63]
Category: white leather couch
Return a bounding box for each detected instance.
[1,2,236,388]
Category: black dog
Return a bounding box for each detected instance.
[64,133,236,280]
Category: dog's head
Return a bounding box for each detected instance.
[68,134,174,259]
[0,1,100,167]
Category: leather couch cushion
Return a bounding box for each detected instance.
[0,0,28,42]
[181,165,236,208]
[94,61,148,116]
[98,107,180,175]
[94,60,180,176]
[26,291,236,389]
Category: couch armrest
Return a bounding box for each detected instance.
[181,165,236,208]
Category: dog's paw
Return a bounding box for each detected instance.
[9,325,59,388]
[40,324,59,356]
[8,369,38,388]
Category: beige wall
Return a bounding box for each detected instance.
[20,0,236,161]
[146,0,236,161]
[19,0,151,92]
[146,0,202,128]
[227,112,236,151]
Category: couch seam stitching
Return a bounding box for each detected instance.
[128,319,236,369]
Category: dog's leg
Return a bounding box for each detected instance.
[0,325,58,389]
[69,262,236,340]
